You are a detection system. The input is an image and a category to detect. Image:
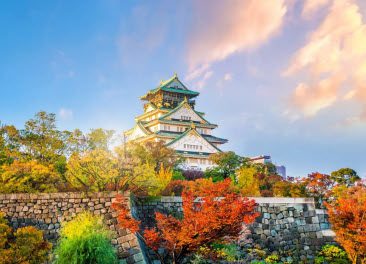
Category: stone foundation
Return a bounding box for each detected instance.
[133,196,335,263]
[0,192,146,264]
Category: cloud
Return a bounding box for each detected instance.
[195,71,213,90]
[290,75,344,116]
[59,108,73,121]
[224,73,232,81]
[284,0,366,120]
[185,0,287,83]
[302,0,331,18]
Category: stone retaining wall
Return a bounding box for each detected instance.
[133,196,335,263]
[0,192,146,264]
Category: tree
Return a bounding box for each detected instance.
[87,128,115,151]
[66,149,121,192]
[235,167,260,196]
[113,179,259,264]
[273,179,307,198]
[325,186,366,264]
[21,111,68,165]
[331,168,360,187]
[0,212,51,264]
[0,160,60,193]
[255,173,283,197]
[118,141,180,173]
[132,163,172,196]
[209,151,242,179]
[304,172,335,206]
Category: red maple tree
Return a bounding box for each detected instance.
[325,186,366,264]
[113,179,259,263]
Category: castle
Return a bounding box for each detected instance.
[124,73,227,170]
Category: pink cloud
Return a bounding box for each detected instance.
[285,0,366,120]
[186,0,287,82]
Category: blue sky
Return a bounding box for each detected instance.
[1,0,365,177]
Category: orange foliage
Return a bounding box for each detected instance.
[325,186,366,264]
[111,194,140,234]
[113,179,258,264]
[305,172,334,204]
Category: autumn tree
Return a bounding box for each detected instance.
[235,167,260,196]
[132,163,172,196]
[304,172,335,206]
[65,149,123,192]
[0,212,51,264]
[326,186,366,264]
[0,160,60,193]
[113,179,259,264]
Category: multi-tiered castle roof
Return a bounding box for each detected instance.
[125,73,227,170]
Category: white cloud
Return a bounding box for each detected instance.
[59,108,73,121]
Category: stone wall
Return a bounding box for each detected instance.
[0,192,146,264]
[133,196,335,263]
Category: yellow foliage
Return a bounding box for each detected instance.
[0,160,59,193]
[132,163,172,196]
[66,149,119,191]
[236,167,261,197]
[60,211,109,239]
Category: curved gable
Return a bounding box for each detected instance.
[168,129,219,153]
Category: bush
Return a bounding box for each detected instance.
[315,245,350,264]
[54,211,117,264]
[204,167,225,182]
[161,180,186,196]
[265,254,280,263]
[182,170,205,180]
[172,170,185,180]
[0,212,51,264]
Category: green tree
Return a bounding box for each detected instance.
[21,111,68,165]
[330,168,360,187]
[87,128,115,151]
[209,151,242,179]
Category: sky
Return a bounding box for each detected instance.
[0,0,365,177]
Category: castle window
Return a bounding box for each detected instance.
[181,116,191,121]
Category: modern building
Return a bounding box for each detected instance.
[124,73,228,171]
[249,155,287,178]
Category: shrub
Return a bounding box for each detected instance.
[204,167,225,182]
[0,212,51,264]
[265,254,280,263]
[161,180,186,196]
[182,170,205,180]
[172,170,185,180]
[315,245,350,264]
[54,211,117,264]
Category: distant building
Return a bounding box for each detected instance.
[249,155,286,178]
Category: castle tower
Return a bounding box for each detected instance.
[124,73,228,170]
